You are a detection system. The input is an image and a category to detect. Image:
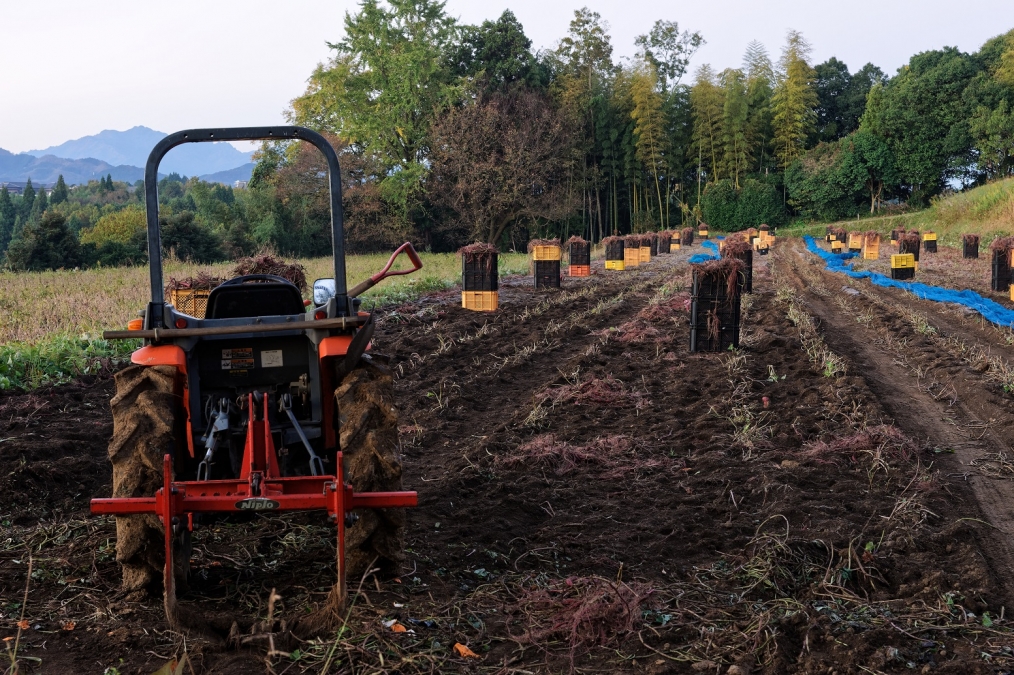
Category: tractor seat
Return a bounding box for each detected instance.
[205,275,305,319]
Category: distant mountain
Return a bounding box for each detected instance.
[28,126,254,177]
[0,148,144,185]
[200,163,255,185]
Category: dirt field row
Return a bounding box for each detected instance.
[5,240,1014,674]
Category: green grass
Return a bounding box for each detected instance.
[0,251,531,391]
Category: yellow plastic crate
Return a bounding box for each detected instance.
[698,229,709,237]
[168,288,211,318]
[923,232,937,242]
[831,241,843,251]
[863,244,880,260]
[605,260,625,271]
[848,234,862,249]
[891,253,916,269]
[462,291,498,311]
[670,242,680,252]
[531,245,562,261]
[1010,284,1014,302]
[623,248,640,267]
[639,246,651,263]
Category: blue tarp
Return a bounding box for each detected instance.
[688,239,721,264]
[803,235,1014,328]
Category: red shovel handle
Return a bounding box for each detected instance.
[348,242,424,298]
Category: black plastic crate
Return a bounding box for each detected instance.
[891,267,915,281]
[726,249,753,293]
[570,241,591,266]
[534,260,561,289]
[992,250,1010,291]
[963,240,979,259]
[462,253,498,292]
[899,239,921,261]
[692,269,741,300]
[924,240,937,253]
[649,236,658,256]
[690,298,741,352]
[605,239,624,260]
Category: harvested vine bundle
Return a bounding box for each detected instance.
[232,254,308,291]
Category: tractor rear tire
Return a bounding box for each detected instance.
[336,354,406,580]
[107,364,188,596]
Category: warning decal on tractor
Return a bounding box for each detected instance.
[221,347,254,370]
[261,350,284,368]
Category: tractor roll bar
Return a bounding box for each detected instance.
[144,127,346,327]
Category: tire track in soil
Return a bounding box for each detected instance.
[777,238,1014,603]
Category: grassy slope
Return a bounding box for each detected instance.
[780,176,1014,245]
[0,251,530,390]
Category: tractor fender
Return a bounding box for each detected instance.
[131,345,195,458]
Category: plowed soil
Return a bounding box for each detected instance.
[5,243,1014,674]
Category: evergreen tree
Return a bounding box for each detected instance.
[20,179,35,221]
[689,65,725,190]
[630,63,668,226]
[30,184,48,222]
[771,30,818,168]
[50,175,69,204]
[106,174,114,190]
[5,210,80,271]
[0,186,14,255]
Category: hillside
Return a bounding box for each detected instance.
[28,126,254,177]
[0,148,143,184]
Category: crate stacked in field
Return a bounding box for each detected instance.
[647,232,659,257]
[623,235,642,267]
[638,235,652,263]
[529,238,562,288]
[698,222,709,240]
[899,231,921,268]
[847,231,863,253]
[827,226,839,245]
[990,237,1014,292]
[460,242,499,311]
[890,228,902,247]
[567,236,591,277]
[669,230,681,252]
[165,272,226,318]
[690,257,744,352]
[603,236,625,270]
[963,234,980,259]
[861,232,881,260]
[830,227,847,253]
[681,227,695,247]
[721,235,753,293]
[922,231,938,253]
[890,254,916,280]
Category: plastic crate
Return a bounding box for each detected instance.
[891,253,915,269]
[462,254,498,291]
[534,260,561,288]
[698,229,709,239]
[531,245,562,261]
[569,264,591,277]
[169,288,212,318]
[605,260,625,271]
[890,267,915,281]
[862,243,880,260]
[831,241,843,252]
[639,246,651,263]
[569,241,591,266]
[848,234,862,251]
[670,241,680,252]
[992,250,1010,291]
[963,241,979,259]
[924,240,938,253]
[462,291,498,311]
[623,248,640,267]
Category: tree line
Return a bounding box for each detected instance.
[3,4,1012,271]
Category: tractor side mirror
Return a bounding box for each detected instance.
[313,278,336,305]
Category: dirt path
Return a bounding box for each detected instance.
[776,238,1014,603]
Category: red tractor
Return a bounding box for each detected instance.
[91,127,420,635]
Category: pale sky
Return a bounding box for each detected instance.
[1,0,1012,154]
